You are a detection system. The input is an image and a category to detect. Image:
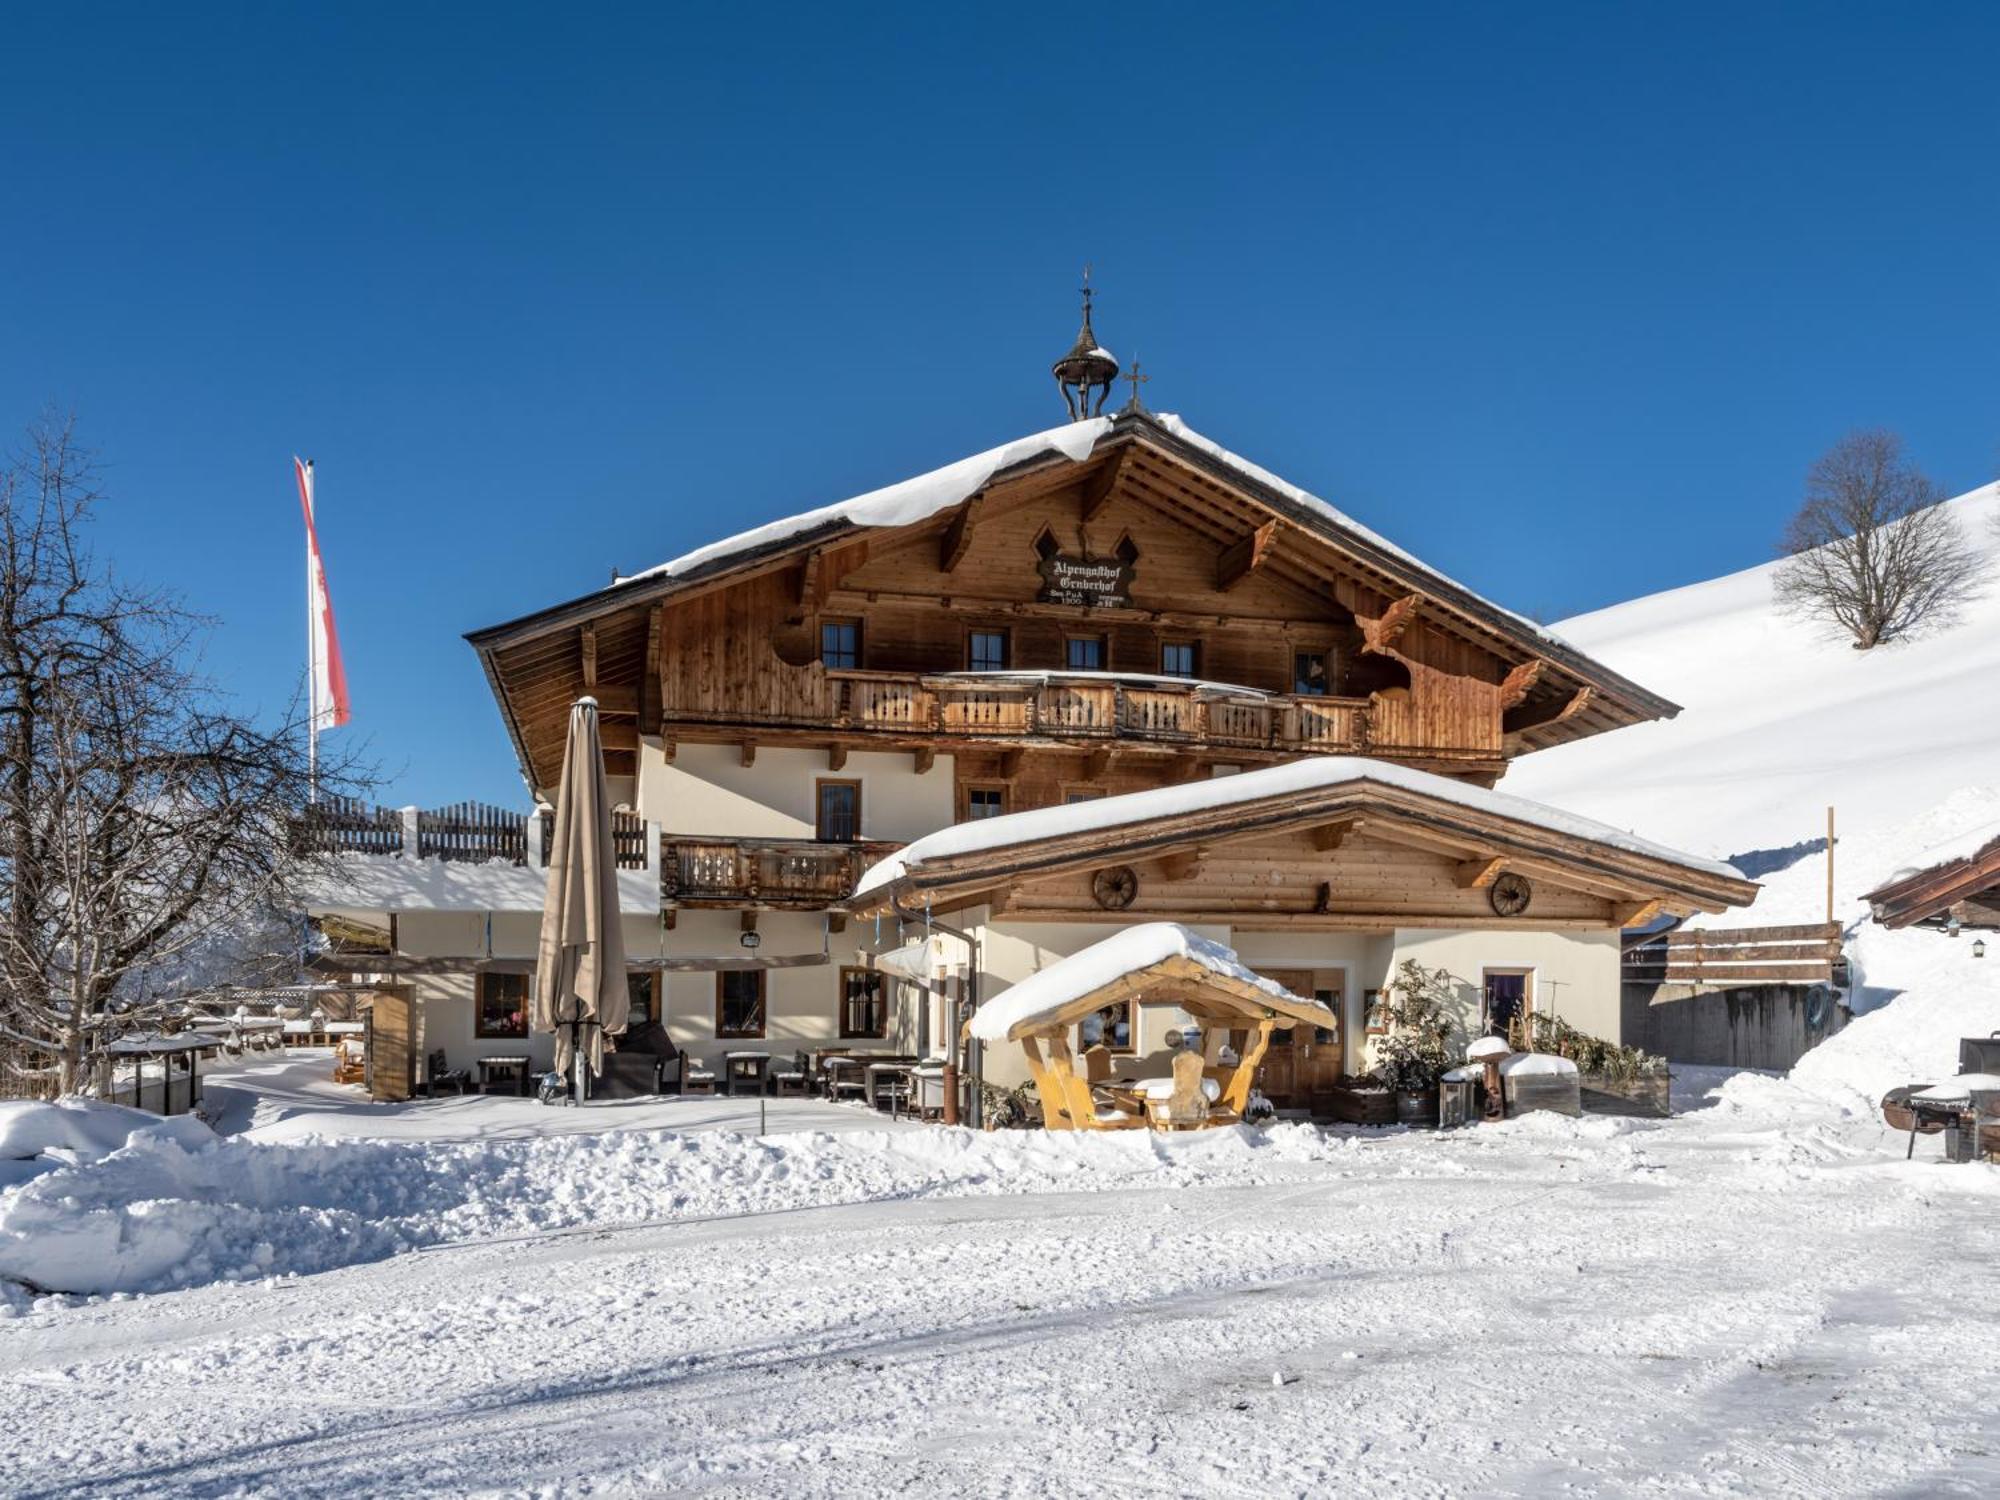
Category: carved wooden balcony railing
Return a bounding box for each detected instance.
[659,668,1373,759]
[661,836,904,910]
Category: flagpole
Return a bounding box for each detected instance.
[304,458,319,805]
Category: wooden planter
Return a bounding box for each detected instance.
[1395,1088,1439,1128]
[1578,1070,1672,1118]
[1324,1083,1399,1126]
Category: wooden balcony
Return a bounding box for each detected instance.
[661,668,1372,761]
[661,835,903,910]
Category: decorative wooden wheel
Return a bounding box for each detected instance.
[1488,872,1532,917]
[1092,865,1139,911]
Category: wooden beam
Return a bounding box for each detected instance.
[1082,746,1112,780]
[795,550,825,608]
[641,604,663,732]
[1078,450,1126,524]
[999,748,1026,778]
[1455,857,1507,889]
[1612,898,1663,928]
[599,720,639,752]
[740,910,758,933]
[1507,684,1595,736]
[912,746,935,776]
[939,497,981,573]
[827,745,847,772]
[1158,847,1208,882]
[1216,519,1280,591]
[827,913,847,934]
[588,684,638,716]
[660,737,676,763]
[740,740,757,768]
[1498,658,1545,712]
[579,623,598,688]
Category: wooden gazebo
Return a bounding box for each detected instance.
[967,924,1338,1131]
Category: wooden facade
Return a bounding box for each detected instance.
[470,413,1680,810]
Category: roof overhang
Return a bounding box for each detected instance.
[1864,836,2000,930]
[852,765,1758,922]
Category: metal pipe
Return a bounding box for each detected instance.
[890,894,981,1129]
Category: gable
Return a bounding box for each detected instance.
[469,412,1679,793]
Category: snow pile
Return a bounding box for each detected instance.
[967,923,1316,1042]
[859,754,1740,894]
[0,1099,216,1190]
[0,1119,1353,1297]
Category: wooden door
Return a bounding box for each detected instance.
[1252,969,1315,1107]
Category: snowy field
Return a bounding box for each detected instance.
[4,1045,1999,1498]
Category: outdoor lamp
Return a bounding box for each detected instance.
[739,929,762,950]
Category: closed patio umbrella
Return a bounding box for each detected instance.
[533,696,630,1103]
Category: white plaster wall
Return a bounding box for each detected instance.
[636,740,956,842]
[655,909,908,1069]
[1388,927,1623,1044]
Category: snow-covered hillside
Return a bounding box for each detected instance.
[1510,480,2000,1095]
[1509,480,2000,864]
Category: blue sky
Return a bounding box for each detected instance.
[2,3,1995,808]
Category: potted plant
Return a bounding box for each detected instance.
[1370,959,1462,1127]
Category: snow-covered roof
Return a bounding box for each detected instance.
[610,411,1572,657]
[858,754,1745,896]
[621,418,1111,587]
[967,923,1332,1043]
[303,854,659,916]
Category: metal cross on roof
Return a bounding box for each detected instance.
[1122,356,1150,413]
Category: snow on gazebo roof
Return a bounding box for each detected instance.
[858,754,1745,897]
[967,923,1335,1044]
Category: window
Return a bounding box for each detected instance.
[1293,650,1330,696]
[1080,998,1133,1053]
[1160,640,1198,679]
[840,967,889,1039]
[1064,788,1105,804]
[816,779,861,842]
[476,971,530,1039]
[716,971,766,1038]
[967,629,1009,673]
[1482,969,1533,1039]
[1065,635,1105,671]
[820,618,861,670]
[625,971,656,1029]
[965,785,1007,821]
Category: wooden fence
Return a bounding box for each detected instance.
[419,801,527,864]
[290,795,404,856]
[1622,921,1843,987]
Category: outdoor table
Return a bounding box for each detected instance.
[478,1055,532,1097]
[865,1061,913,1112]
[820,1054,866,1100]
[724,1051,772,1096]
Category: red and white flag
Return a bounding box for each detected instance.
[294,457,351,733]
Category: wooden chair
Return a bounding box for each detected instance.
[424,1048,474,1096]
[683,1056,717,1095]
[1080,1044,1113,1086]
[332,1038,366,1085]
[771,1051,810,1097]
[1144,1050,1212,1131]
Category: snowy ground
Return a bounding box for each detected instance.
[4,1052,1998,1497]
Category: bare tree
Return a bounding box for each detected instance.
[0,415,362,1096]
[1774,430,1981,649]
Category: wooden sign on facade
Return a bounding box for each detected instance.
[1036,553,1133,609]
